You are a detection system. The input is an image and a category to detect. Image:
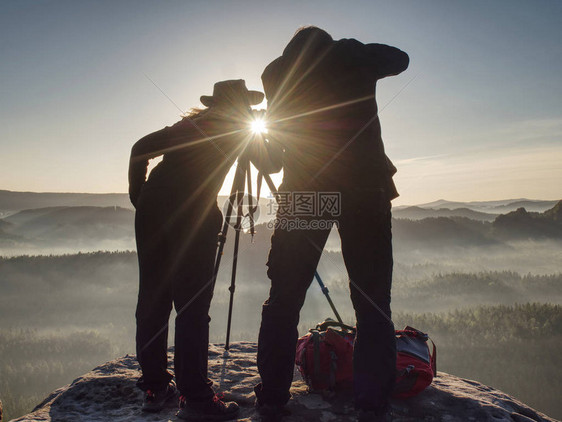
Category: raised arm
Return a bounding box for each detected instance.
[338,39,409,80]
[128,120,190,207]
[364,43,409,78]
[256,57,291,174]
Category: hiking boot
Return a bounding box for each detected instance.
[357,409,392,422]
[256,401,290,422]
[141,381,178,412]
[176,394,239,421]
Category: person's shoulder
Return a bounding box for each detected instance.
[333,38,365,53]
[169,117,192,130]
[335,38,364,47]
[262,56,285,82]
[330,38,368,64]
[324,38,367,70]
[167,116,209,135]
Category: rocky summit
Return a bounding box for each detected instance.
[10,343,557,422]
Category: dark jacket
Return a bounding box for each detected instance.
[128,114,244,208]
[261,38,408,197]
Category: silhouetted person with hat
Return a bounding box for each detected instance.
[129,79,263,421]
[254,27,409,421]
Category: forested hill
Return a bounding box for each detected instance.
[1,190,558,216]
[1,201,561,256]
[0,190,131,212]
[493,200,562,239]
[411,198,559,213]
[392,206,496,221]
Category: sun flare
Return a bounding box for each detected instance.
[250,118,268,134]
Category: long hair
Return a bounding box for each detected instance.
[182,107,209,121]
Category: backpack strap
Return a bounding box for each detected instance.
[312,330,321,381]
[316,320,356,333]
[245,164,256,239]
[429,338,437,376]
[256,171,263,203]
[400,326,429,340]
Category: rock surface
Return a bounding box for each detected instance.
[11,342,558,422]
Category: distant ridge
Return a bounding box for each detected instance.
[400,198,559,214]
[1,190,559,216]
[393,206,496,221]
[0,190,131,212]
[0,190,274,220]
[492,200,562,239]
[2,206,135,244]
[492,200,561,213]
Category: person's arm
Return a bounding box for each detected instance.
[128,119,191,207]
[364,43,409,78]
[256,57,287,174]
[261,57,284,105]
[340,38,409,80]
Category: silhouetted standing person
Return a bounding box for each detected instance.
[254,27,409,421]
[129,80,263,421]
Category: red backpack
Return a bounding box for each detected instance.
[295,320,437,398]
[394,326,437,398]
[295,320,356,391]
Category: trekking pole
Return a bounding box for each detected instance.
[312,271,343,324]
[260,172,344,324]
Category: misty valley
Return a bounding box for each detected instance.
[0,192,561,420]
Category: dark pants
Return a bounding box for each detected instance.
[256,189,395,414]
[134,187,222,400]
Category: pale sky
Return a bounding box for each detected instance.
[1,0,561,205]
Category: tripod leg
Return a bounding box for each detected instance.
[212,171,243,290]
[225,227,241,350]
[212,198,233,288]
[225,156,249,350]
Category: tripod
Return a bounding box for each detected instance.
[212,148,257,351]
[213,141,343,351]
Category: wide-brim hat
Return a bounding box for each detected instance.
[200,79,264,107]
